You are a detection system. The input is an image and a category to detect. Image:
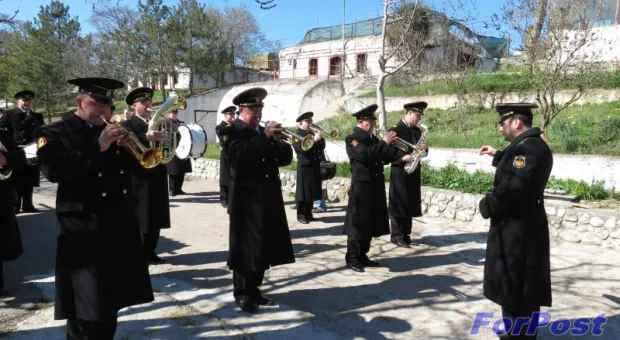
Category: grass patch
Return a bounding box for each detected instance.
[318,101,620,156]
[360,69,620,97]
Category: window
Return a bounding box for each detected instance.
[356,54,367,73]
[329,56,342,76]
[309,58,318,76]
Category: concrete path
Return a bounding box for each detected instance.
[1,178,619,339]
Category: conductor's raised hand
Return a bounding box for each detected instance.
[479,145,497,156]
[99,124,125,152]
[382,131,397,145]
[264,121,282,138]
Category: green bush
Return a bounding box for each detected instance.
[548,118,579,152]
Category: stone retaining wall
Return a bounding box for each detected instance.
[191,158,620,249]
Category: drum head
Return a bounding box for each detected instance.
[23,142,38,164]
[176,125,192,160]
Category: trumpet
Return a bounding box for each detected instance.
[260,120,315,151]
[311,124,339,139]
[99,115,163,169]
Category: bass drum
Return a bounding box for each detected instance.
[23,142,38,165]
[176,123,207,160]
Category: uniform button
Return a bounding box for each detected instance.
[262,158,265,162]
[265,174,269,178]
[120,169,124,174]
[123,189,127,194]
[101,192,107,197]
[116,150,120,155]
[98,172,103,177]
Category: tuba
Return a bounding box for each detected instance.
[147,91,187,164]
[0,141,12,180]
[403,124,429,174]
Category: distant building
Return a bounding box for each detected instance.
[277,12,508,80]
[133,66,272,91]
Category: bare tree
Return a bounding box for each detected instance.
[0,0,20,27]
[503,0,609,138]
[376,0,430,132]
[255,0,276,10]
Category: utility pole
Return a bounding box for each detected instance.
[342,0,346,77]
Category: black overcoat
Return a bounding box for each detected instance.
[479,127,554,310]
[343,127,400,240]
[293,128,325,202]
[0,128,26,262]
[35,112,154,321]
[0,108,44,187]
[215,120,232,188]
[225,119,295,272]
[122,115,171,233]
[166,119,192,175]
[388,120,425,218]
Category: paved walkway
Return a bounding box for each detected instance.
[1,178,619,339]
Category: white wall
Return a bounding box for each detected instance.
[562,25,620,64]
[321,142,620,190]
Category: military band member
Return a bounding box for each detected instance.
[34,77,154,339]
[478,103,553,339]
[166,109,192,196]
[0,90,45,213]
[0,127,27,297]
[215,105,235,208]
[388,102,428,248]
[122,87,171,264]
[226,87,295,313]
[343,104,404,273]
[292,111,326,224]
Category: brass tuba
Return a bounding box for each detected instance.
[147,91,187,164]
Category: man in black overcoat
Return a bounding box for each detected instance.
[478,103,554,339]
[226,87,295,313]
[34,77,154,339]
[388,101,428,248]
[122,87,171,264]
[292,111,326,224]
[0,90,45,213]
[343,104,407,273]
[215,105,235,208]
[0,127,27,297]
[166,109,192,196]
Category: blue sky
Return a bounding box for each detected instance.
[2,0,507,47]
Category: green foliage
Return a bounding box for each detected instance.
[360,69,620,98]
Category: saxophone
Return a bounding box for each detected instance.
[147,91,187,164]
[404,124,428,174]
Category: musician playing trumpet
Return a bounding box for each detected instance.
[293,111,326,224]
[388,101,429,248]
[225,87,295,313]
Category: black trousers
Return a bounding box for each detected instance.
[66,317,118,340]
[345,238,372,265]
[168,175,185,194]
[220,185,229,202]
[499,305,541,339]
[390,216,412,242]
[296,201,313,220]
[143,229,161,255]
[233,270,265,300]
[14,184,34,210]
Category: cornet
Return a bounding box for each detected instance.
[260,120,315,151]
[311,124,339,139]
[100,115,163,169]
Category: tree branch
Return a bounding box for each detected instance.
[255,0,276,10]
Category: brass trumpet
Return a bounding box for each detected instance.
[311,124,339,139]
[100,115,163,169]
[260,120,315,151]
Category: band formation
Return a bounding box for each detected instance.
[0,77,554,339]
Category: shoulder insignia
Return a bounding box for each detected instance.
[351,139,359,147]
[37,136,47,149]
[513,155,526,168]
[222,135,228,142]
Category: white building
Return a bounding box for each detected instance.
[134,67,273,91]
[277,14,508,80]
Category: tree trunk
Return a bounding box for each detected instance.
[540,116,550,142]
[376,72,388,133]
[616,0,620,25]
[189,68,194,94]
[526,0,549,70]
